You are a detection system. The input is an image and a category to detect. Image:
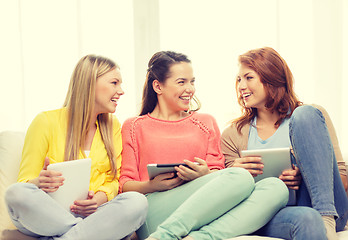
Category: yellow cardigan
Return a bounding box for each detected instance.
[17,108,122,201]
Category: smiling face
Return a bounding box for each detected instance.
[156,62,195,114]
[237,64,267,109]
[94,67,124,114]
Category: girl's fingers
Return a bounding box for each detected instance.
[41,187,59,192]
[236,157,262,164]
[248,169,263,176]
[288,186,300,190]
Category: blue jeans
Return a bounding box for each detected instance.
[255,105,348,240]
[5,183,148,240]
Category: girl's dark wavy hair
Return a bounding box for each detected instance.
[140,51,201,115]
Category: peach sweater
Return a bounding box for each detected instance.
[119,112,225,191]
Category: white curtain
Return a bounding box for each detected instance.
[1,0,347,158]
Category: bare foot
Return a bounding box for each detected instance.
[129,232,139,240]
[182,236,194,240]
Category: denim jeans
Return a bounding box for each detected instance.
[5,183,148,240]
[256,105,348,240]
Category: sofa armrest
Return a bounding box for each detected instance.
[0,131,25,231]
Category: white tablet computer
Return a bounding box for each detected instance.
[241,147,291,182]
[147,163,195,180]
[47,158,91,213]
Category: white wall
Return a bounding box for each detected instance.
[0,0,135,130]
[159,0,279,128]
[0,0,347,158]
[158,0,348,158]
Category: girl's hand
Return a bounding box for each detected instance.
[71,191,98,217]
[279,165,302,190]
[233,156,264,177]
[37,157,65,193]
[150,172,185,192]
[175,158,210,181]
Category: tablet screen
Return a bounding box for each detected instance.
[241,147,291,182]
[147,163,192,179]
[47,158,91,213]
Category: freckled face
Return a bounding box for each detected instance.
[237,64,267,109]
[94,68,124,114]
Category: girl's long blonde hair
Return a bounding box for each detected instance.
[63,54,118,177]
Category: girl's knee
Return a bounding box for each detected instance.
[222,168,255,194]
[224,167,254,184]
[291,207,326,236]
[120,191,148,207]
[293,207,322,225]
[272,207,326,239]
[291,105,322,125]
[257,177,289,206]
[5,183,32,207]
[115,191,148,218]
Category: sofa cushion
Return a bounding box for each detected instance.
[0,131,25,232]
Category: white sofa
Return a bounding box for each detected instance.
[1,131,348,240]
